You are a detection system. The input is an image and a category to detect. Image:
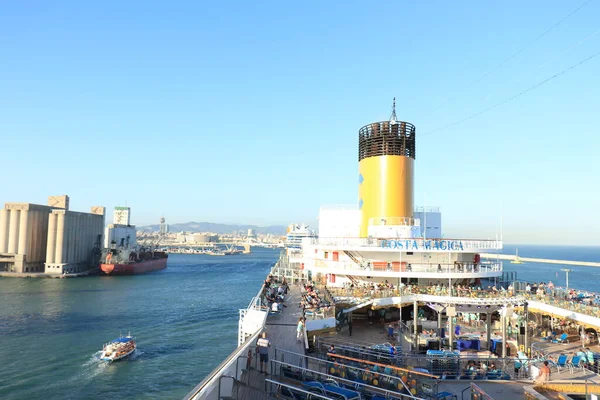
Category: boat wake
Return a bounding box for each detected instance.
[72,352,111,382]
[128,349,143,360]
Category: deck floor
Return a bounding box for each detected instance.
[236,283,306,398]
[233,290,600,400]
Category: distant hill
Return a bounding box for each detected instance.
[138,221,287,236]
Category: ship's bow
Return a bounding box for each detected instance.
[100,263,115,275]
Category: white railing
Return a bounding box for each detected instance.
[311,260,503,274]
[184,329,263,400]
[237,262,276,346]
[308,237,503,251]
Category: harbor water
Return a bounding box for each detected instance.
[1,245,599,400]
[500,244,600,290]
[0,248,279,400]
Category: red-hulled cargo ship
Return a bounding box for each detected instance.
[101,250,168,275]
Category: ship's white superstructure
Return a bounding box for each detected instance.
[285,223,316,247]
[301,205,503,288]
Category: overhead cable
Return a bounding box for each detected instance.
[421,49,600,136]
[426,0,595,115]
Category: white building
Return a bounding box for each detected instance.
[113,206,131,225]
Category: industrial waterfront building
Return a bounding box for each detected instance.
[0,202,55,273]
[0,195,105,275]
[45,206,105,275]
[175,232,219,244]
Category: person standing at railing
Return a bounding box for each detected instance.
[256,332,271,375]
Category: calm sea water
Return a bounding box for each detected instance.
[1,245,600,400]
[501,244,600,292]
[0,248,279,400]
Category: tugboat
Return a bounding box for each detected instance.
[101,334,136,362]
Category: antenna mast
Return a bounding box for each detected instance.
[390,97,398,124]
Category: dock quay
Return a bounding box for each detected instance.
[0,268,100,278]
[481,253,600,267]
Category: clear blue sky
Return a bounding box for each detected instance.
[1,1,599,245]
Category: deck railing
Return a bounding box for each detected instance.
[516,286,600,319]
[328,286,518,300]
[312,338,534,381]
[329,284,600,321]
[307,237,503,251]
[312,260,502,274]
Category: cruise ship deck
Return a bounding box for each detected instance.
[186,257,600,400]
[185,103,600,400]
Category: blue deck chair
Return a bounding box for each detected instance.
[552,354,568,372]
[552,333,569,344]
[569,355,583,374]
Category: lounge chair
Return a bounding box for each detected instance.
[552,333,569,344]
[569,355,583,374]
[549,354,568,372]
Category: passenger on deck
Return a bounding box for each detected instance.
[535,361,551,384]
[256,332,271,374]
[297,317,305,342]
[388,323,395,339]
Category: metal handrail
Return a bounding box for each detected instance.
[312,260,502,274]
[217,375,234,400]
[184,326,263,399]
[328,287,520,300]
[270,359,425,400]
[273,348,423,395]
[469,383,494,400]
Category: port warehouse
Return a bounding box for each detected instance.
[0,195,105,275]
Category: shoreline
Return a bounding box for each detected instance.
[0,269,101,278]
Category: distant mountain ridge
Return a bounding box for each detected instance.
[138,221,287,235]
